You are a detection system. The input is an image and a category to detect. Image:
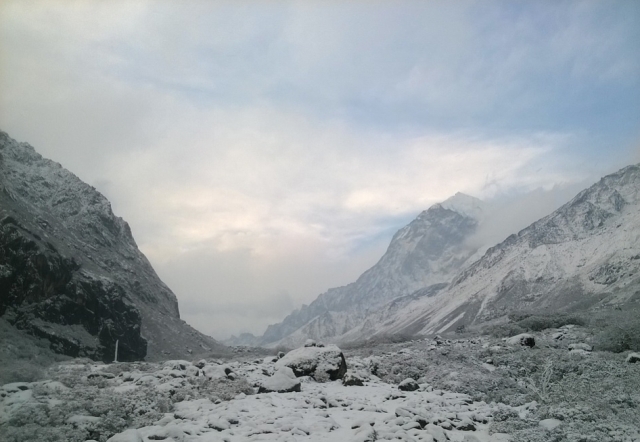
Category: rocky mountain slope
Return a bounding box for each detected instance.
[252,193,487,348]
[363,164,640,339]
[0,130,225,361]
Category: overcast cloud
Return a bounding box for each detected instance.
[1,1,638,339]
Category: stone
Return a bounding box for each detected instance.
[505,333,535,347]
[258,367,301,393]
[276,344,347,381]
[568,343,592,352]
[398,378,419,391]
[626,352,640,363]
[343,371,365,386]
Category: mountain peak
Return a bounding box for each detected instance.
[437,192,485,220]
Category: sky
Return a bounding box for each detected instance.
[1,0,639,340]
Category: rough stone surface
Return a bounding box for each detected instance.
[342,370,365,386]
[626,352,640,363]
[276,344,347,381]
[398,378,420,391]
[505,333,535,348]
[258,367,301,393]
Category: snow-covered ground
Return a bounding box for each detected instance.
[3,329,639,442]
[1,345,519,442]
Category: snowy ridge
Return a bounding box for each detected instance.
[365,164,640,339]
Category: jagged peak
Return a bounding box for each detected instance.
[436,192,485,220]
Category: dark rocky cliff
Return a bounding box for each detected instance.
[0,131,226,361]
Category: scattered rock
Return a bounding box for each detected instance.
[276,344,347,381]
[505,333,535,347]
[258,367,301,393]
[398,378,419,391]
[568,343,592,352]
[626,352,640,363]
[304,339,317,347]
[342,371,365,386]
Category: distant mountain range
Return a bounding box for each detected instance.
[229,164,640,348]
[0,130,225,361]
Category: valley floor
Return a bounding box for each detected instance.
[1,325,639,442]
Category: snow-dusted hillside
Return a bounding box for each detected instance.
[0,130,224,361]
[368,164,640,339]
[259,193,487,348]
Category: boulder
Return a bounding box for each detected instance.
[505,333,535,347]
[568,343,592,352]
[342,371,365,386]
[276,344,347,381]
[258,367,301,393]
[626,352,640,363]
[398,378,419,392]
[304,339,317,347]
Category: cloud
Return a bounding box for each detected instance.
[0,0,638,339]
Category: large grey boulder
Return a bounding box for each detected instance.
[276,344,347,381]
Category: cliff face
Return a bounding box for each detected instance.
[0,131,225,361]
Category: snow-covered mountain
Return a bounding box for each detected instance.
[359,164,640,339]
[257,193,487,348]
[0,130,225,361]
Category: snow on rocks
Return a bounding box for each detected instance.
[568,343,592,352]
[125,369,511,442]
[258,367,301,393]
[276,344,347,381]
[398,378,420,391]
[0,344,522,442]
[626,352,640,363]
[504,333,535,347]
[342,370,365,387]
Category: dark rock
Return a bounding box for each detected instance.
[506,333,535,348]
[398,378,419,391]
[342,371,364,386]
[454,419,476,431]
[626,352,640,363]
